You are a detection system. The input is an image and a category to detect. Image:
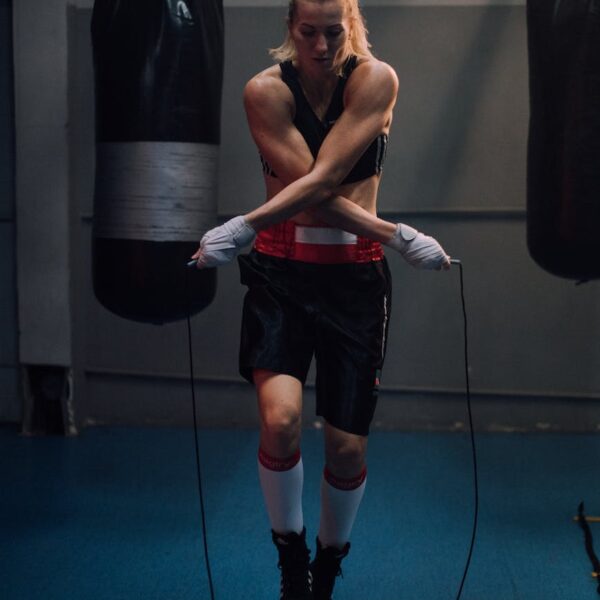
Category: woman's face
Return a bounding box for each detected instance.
[289,0,350,73]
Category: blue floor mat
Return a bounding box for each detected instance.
[1,426,598,599]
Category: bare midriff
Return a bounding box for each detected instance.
[263,172,380,225]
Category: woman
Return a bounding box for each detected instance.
[192,1,450,598]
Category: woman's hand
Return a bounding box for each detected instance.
[385,223,451,270]
[190,216,256,269]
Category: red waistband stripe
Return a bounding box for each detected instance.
[254,221,384,264]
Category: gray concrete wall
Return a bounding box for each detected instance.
[7,0,600,431]
[0,0,19,422]
[13,0,72,367]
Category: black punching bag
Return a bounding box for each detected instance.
[526,0,600,280]
[91,0,223,323]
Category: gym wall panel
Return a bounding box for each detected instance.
[0,222,19,422]
[0,0,14,219]
[0,225,17,364]
[14,0,72,367]
[370,6,528,213]
[0,0,19,422]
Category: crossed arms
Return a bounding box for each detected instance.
[191,60,450,270]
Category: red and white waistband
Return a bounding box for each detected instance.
[254,221,384,264]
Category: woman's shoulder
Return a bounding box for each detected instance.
[244,64,291,108]
[244,65,286,97]
[351,57,398,87]
[345,57,399,105]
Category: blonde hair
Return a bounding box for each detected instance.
[269,0,373,74]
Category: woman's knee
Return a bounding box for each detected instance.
[325,429,368,477]
[260,408,302,458]
[261,403,301,438]
[256,371,303,455]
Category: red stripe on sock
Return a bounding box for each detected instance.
[323,466,367,491]
[258,447,301,472]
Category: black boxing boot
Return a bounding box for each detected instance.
[309,537,350,600]
[271,528,313,599]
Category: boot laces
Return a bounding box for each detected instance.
[278,545,312,594]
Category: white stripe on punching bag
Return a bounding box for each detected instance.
[93,141,219,242]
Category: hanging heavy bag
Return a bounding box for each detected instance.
[526,0,600,281]
[91,0,223,323]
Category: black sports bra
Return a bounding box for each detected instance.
[260,56,388,184]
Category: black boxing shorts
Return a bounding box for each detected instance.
[238,237,392,436]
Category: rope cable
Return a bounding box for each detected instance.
[451,259,479,600]
[185,264,216,600]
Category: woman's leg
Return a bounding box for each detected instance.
[310,422,368,599]
[255,369,305,535]
[319,422,368,549]
[255,369,313,599]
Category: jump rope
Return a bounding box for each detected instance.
[184,256,477,600]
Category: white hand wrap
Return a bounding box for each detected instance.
[195,216,256,268]
[386,223,450,270]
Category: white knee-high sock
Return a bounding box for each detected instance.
[258,447,304,535]
[318,467,367,549]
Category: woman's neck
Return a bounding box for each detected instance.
[294,63,339,116]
